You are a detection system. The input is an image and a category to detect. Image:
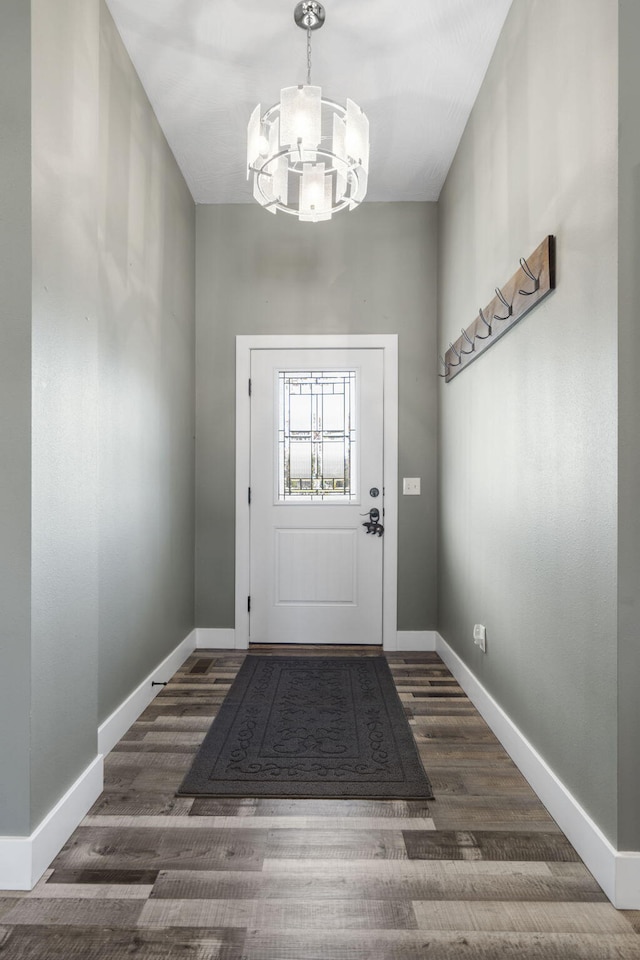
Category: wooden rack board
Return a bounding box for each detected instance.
[443,235,556,382]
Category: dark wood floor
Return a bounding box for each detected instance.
[1,646,639,958]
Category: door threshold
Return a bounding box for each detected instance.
[248,643,383,656]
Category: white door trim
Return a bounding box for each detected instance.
[236,334,398,651]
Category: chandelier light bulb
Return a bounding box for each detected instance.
[247,2,370,222]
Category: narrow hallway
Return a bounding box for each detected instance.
[1,649,637,959]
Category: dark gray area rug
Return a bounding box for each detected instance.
[177,655,434,799]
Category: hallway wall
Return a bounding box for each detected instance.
[30,0,102,830]
[97,3,196,724]
[0,0,34,837]
[0,0,196,838]
[195,203,438,633]
[438,0,619,843]
[617,0,640,851]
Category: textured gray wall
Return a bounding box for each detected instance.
[30,0,101,829]
[1,0,195,834]
[617,0,640,851]
[195,203,438,631]
[438,0,619,842]
[0,0,33,836]
[97,4,196,723]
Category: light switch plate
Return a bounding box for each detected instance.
[473,624,486,652]
[403,478,421,495]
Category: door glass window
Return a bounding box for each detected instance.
[278,370,357,501]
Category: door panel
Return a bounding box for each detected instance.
[250,348,384,644]
[275,528,357,604]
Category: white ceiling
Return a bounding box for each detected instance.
[105,0,513,205]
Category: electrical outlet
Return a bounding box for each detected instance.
[473,624,486,653]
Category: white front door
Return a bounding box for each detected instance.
[249,348,385,645]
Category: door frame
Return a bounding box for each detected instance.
[235,334,398,651]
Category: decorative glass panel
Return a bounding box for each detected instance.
[345,98,370,170]
[279,85,322,150]
[332,113,348,203]
[299,163,332,221]
[247,103,262,175]
[272,155,289,207]
[278,370,357,501]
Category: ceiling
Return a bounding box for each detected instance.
[105,0,513,205]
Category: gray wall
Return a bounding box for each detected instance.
[617,0,640,851]
[30,0,101,828]
[0,0,33,836]
[0,0,195,836]
[196,203,438,631]
[438,0,619,843]
[97,3,196,723]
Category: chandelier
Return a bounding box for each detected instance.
[247,1,370,222]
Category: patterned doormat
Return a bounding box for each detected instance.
[178,655,434,799]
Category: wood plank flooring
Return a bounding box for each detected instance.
[2,646,639,959]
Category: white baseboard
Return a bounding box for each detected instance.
[0,754,103,891]
[98,629,197,757]
[0,628,199,891]
[616,853,640,909]
[196,628,238,649]
[435,632,640,910]
[396,630,437,651]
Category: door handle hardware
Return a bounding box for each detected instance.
[361,507,384,537]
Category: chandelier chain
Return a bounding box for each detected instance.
[306,26,312,85]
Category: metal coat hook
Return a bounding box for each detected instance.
[476,307,492,339]
[438,354,449,378]
[493,286,513,321]
[518,256,541,295]
[448,342,462,365]
[461,328,475,354]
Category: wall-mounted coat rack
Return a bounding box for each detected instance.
[440,235,556,383]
